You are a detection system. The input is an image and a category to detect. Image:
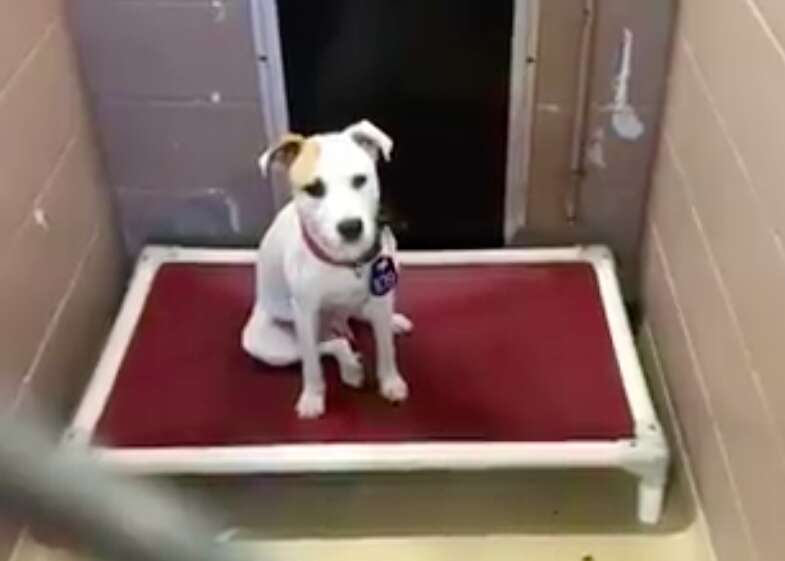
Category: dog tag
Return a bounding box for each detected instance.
[369,256,398,297]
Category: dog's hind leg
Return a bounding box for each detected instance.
[355,309,413,335]
[243,307,364,387]
[392,313,413,335]
[353,277,412,335]
[242,306,300,366]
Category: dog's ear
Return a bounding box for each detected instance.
[258,133,306,177]
[344,120,393,162]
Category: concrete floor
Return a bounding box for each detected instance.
[10,462,715,561]
[14,527,714,561]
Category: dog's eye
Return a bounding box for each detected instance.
[351,174,367,189]
[302,179,325,198]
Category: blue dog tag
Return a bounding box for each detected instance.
[369,256,398,297]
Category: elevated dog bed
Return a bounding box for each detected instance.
[67,246,668,524]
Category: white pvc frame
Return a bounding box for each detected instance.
[66,245,669,525]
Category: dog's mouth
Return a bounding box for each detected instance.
[302,216,379,266]
[301,203,405,266]
[332,223,379,260]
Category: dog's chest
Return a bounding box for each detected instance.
[320,268,370,310]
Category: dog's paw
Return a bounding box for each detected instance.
[296,392,326,419]
[339,353,365,388]
[380,374,409,403]
[392,313,414,335]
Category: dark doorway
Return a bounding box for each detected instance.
[277,0,514,249]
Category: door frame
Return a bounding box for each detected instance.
[250,0,291,210]
[504,0,540,243]
[251,0,539,244]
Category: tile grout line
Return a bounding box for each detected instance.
[649,226,760,561]
[663,132,785,474]
[0,16,86,268]
[0,20,58,103]
[0,130,82,276]
[8,225,101,415]
[642,321,719,561]
[678,37,785,260]
[649,227,721,448]
[746,0,785,66]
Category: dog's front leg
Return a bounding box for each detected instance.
[292,298,326,418]
[364,297,408,403]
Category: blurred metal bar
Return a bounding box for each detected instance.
[0,417,261,561]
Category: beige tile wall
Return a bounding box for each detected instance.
[644,1,785,560]
[0,2,124,555]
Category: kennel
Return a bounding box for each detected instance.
[59,0,676,541]
[66,245,668,525]
[11,0,759,557]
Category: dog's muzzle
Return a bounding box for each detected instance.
[337,218,364,243]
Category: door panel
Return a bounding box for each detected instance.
[277,0,514,248]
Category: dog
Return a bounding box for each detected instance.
[242,120,412,419]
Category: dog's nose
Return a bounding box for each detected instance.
[337,218,364,242]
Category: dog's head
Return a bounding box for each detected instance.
[259,120,393,262]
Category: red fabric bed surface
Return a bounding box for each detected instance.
[94,262,634,447]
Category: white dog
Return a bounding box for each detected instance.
[242,120,412,419]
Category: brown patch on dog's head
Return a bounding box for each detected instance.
[258,133,304,173]
[258,133,322,191]
[288,138,321,188]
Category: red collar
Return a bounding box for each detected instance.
[299,216,381,269]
